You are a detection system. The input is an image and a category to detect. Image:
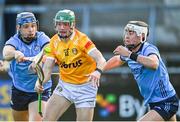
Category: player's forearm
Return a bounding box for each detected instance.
[0,60,10,72]
[104,55,124,71]
[42,59,55,84]
[89,49,106,71]
[43,67,53,84]
[96,54,106,71]
[2,61,10,71]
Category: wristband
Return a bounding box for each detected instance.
[129,52,138,61]
[95,68,103,74]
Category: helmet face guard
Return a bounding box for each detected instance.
[123,22,148,50]
[54,9,75,38]
[124,24,148,42]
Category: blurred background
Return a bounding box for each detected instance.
[0,0,180,121]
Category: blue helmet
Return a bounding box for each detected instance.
[16,12,37,25]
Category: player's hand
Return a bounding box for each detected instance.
[88,70,101,87]
[34,81,44,93]
[14,51,25,62]
[0,60,10,72]
[113,45,131,57]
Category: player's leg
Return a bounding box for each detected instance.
[28,100,46,121]
[10,86,29,121]
[12,110,28,121]
[138,110,177,121]
[28,88,51,121]
[43,94,71,121]
[42,80,73,120]
[74,82,98,121]
[138,109,164,121]
[169,115,177,121]
[76,107,94,121]
[139,95,179,121]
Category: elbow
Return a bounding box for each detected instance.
[3,52,8,60]
[3,51,14,61]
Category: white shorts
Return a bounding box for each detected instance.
[53,79,98,108]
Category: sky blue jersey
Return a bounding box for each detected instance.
[5,32,52,92]
[120,42,176,105]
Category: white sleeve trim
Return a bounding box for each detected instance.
[46,56,55,60]
[87,47,96,54]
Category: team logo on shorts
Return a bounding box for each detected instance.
[72,48,78,55]
[56,85,63,92]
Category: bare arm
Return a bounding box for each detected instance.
[0,60,10,72]
[103,55,125,71]
[136,54,159,70]
[3,45,25,62]
[113,45,159,70]
[42,58,55,84]
[3,45,16,61]
[41,44,54,82]
[88,48,106,87]
[88,48,106,71]
[34,58,55,93]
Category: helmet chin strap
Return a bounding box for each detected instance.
[58,32,72,39]
[58,28,73,40]
[125,42,142,51]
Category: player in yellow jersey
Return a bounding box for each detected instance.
[35,9,106,121]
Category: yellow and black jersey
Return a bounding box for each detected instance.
[47,29,96,84]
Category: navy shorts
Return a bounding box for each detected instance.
[149,95,179,121]
[11,86,51,111]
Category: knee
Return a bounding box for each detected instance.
[29,114,42,121]
[42,114,56,121]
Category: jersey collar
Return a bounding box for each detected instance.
[135,43,144,53]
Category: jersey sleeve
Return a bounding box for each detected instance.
[5,37,18,49]
[37,32,50,50]
[80,36,96,54]
[143,45,160,58]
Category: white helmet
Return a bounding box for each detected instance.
[124,21,149,50]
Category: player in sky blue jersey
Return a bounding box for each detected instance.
[104,21,179,121]
[1,12,52,121]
